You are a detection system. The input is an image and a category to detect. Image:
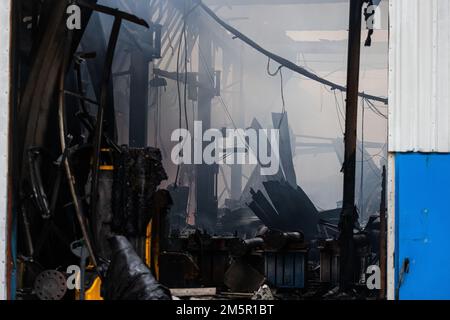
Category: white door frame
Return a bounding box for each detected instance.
[0,0,12,301]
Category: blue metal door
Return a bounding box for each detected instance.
[396,153,450,299]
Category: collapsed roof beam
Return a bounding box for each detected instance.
[77,0,149,27]
[204,0,348,5]
[197,0,388,104]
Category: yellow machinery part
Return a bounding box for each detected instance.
[75,275,103,301]
[147,219,160,280]
[145,221,152,267]
[81,218,158,300]
[84,276,103,300]
[99,165,114,171]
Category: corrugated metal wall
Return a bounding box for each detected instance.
[389,0,450,152]
[394,154,450,299]
[389,0,450,300]
[0,0,11,300]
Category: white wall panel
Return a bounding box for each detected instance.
[0,0,11,300]
[389,0,450,152]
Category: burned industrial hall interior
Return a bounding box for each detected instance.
[9,0,388,300]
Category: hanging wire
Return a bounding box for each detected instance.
[266,58,287,129]
[167,32,175,56]
[174,5,188,186]
[365,97,388,119]
[183,21,189,132]
[331,88,345,135]
[357,144,387,163]
[322,85,345,135]
[175,26,184,125]
[197,46,254,155]
[201,50,240,130]
[267,56,283,76]
[360,97,365,215]
[365,155,384,176]
[337,90,346,120]
[339,90,346,115]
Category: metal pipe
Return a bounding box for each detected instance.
[58,33,98,270]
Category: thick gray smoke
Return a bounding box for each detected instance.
[91,0,388,222]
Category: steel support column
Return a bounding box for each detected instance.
[230,46,245,201]
[129,50,149,148]
[196,30,218,231]
[339,0,364,290]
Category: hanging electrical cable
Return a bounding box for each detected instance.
[360,97,365,215]
[266,58,287,129]
[365,97,388,119]
[334,90,346,122]
[176,23,184,132]
[198,47,237,129]
[174,4,192,186]
[357,144,387,163]
[198,46,260,163]
[184,21,189,132]
[174,13,185,186]
[329,87,345,135]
